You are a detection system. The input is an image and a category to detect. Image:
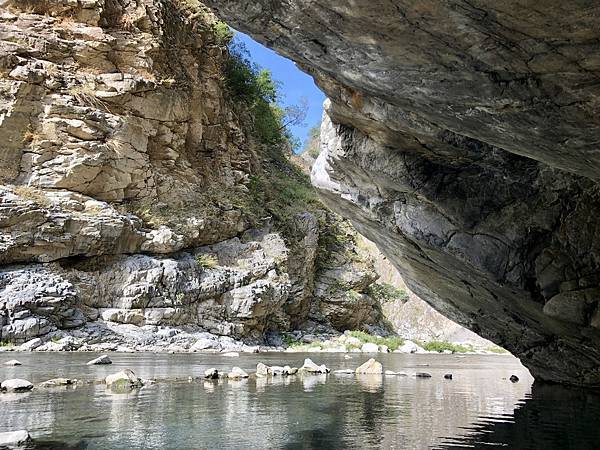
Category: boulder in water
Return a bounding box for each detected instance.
[1,379,33,392]
[228,367,249,379]
[204,368,219,379]
[355,358,383,374]
[39,378,75,387]
[256,362,269,377]
[105,369,143,388]
[444,373,453,380]
[4,359,22,366]
[415,372,432,378]
[87,354,112,365]
[0,430,31,447]
[360,343,379,353]
[510,375,519,383]
[299,358,329,374]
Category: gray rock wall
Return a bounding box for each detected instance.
[206,0,600,385]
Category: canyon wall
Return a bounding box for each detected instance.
[206,0,600,385]
[0,0,389,349]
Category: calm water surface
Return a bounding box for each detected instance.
[0,353,598,449]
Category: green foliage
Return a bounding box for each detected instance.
[486,346,509,354]
[367,282,409,303]
[0,341,14,348]
[348,330,404,351]
[302,123,321,158]
[213,20,234,44]
[417,340,473,353]
[196,254,218,269]
[51,336,61,344]
[223,40,305,149]
[282,334,302,347]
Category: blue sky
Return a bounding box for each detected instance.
[236,32,326,150]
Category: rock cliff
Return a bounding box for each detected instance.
[0,0,389,348]
[206,0,600,385]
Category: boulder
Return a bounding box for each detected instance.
[4,359,22,366]
[39,378,75,387]
[87,354,112,365]
[444,373,453,380]
[355,358,383,374]
[415,372,432,378]
[190,339,218,352]
[360,343,379,353]
[19,338,43,351]
[0,430,31,447]
[256,363,269,377]
[204,368,219,379]
[378,345,389,353]
[269,365,286,375]
[222,352,239,357]
[228,367,249,379]
[345,336,362,347]
[283,365,298,375]
[299,358,329,374]
[510,375,519,383]
[396,341,421,354]
[1,379,33,392]
[105,369,143,388]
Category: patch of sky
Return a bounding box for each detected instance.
[235,32,326,153]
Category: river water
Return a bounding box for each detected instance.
[0,352,598,449]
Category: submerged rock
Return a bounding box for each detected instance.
[105,369,143,388]
[3,360,22,366]
[87,355,112,365]
[1,379,33,392]
[510,375,520,383]
[415,372,432,378]
[39,378,75,387]
[0,430,31,447]
[355,358,383,374]
[444,374,453,380]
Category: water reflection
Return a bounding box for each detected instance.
[0,353,597,449]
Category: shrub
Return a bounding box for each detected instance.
[196,254,218,269]
[418,341,473,353]
[213,20,234,44]
[367,282,409,303]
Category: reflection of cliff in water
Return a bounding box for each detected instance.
[437,382,600,450]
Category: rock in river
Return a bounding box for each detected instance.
[510,375,519,383]
[204,368,219,379]
[87,355,112,365]
[1,379,33,393]
[228,367,249,379]
[39,378,75,387]
[355,358,383,374]
[105,369,143,388]
[0,430,31,447]
[299,358,329,374]
[361,343,379,353]
[415,372,432,378]
[3,360,22,366]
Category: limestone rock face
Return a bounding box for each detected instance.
[0,1,389,347]
[206,0,600,386]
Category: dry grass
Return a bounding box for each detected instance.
[12,185,52,208]
[69,83,111,112]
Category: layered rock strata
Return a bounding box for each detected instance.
[207,0,600,385]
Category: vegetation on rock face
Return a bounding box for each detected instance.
[302,123,321,159]
[366,282,409,303]
[195,254,218,269]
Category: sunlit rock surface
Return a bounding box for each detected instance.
[206,0,600,385]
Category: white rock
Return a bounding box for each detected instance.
[385,370,398,375]
[0,430,31,447]
[228,367,249,379]
[256,362,269,377]
[4,359,22,366]
[299,358,329,374]
[19,338,42,351]
[105,369,143,388]
[39,378,75,387]
[204,368,219,379]
[379,345,389,353]
[333,369,354,374]
[222,352,239,357]
[355,358,383,374]
[396,341,422,354]
[190,338,218,352]
[87,354,112,365]
[361,342,379,353]
[345,336,362,347]
[1,379,33,392]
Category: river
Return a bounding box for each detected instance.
[1,352,598,449]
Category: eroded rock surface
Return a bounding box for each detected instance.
[207,0,600,385]
[0,1,390,347]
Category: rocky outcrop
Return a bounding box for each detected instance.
[0,1,389,345]
[206,1,600,386]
